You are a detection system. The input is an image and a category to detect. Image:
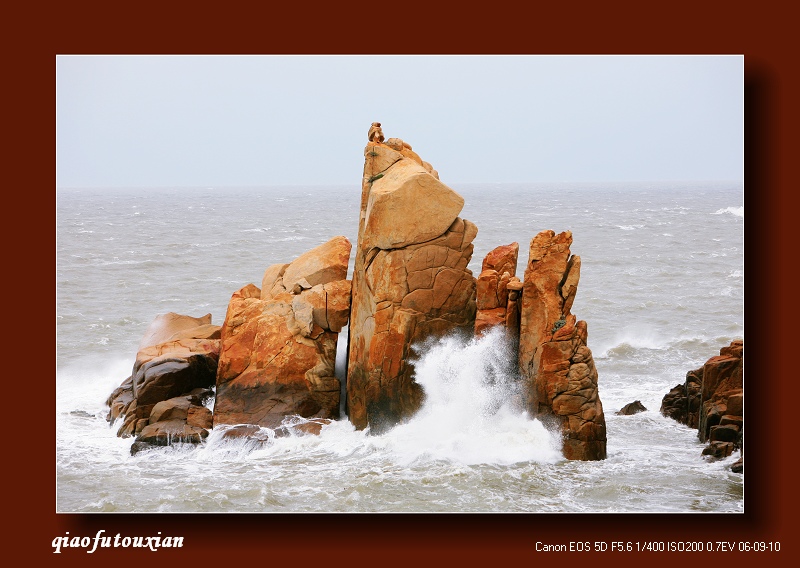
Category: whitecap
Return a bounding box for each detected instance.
[713,206,744,217]
[710,286,736,297]
[595,324,665,357]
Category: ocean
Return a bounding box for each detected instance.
[56,181,744,512]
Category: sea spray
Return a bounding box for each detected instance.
[199,328,563,467]
[336,324,348,417]
[377,328,563,466]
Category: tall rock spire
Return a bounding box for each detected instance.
[518,230,607,460]
[346,131,477,432]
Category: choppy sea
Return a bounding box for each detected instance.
[56,181,744,512]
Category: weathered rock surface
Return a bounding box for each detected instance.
[660,370,702,428]
[661,340,743,470]
[213,236,352,429]
[274,417,332,438]
[132,339,219,406]
[137,312,214,350]
[475,243,519,336]
[106,376,134,423]
[697,341,743,445]
[702,441,735,459]
[518,230,606,461]
[617,400,647,416]
[105,314,220,444]
[363,159,464,250]
[505,279,523,337]
[347,139,477,432]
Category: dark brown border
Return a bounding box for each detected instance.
[30,1,794,564]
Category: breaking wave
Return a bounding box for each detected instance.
[381,328,562,465]
[713,206,743,217]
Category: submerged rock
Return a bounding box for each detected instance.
[274,418,332,437]
[617,400,647,415]
[137,419,209,445]
[130,419,210,455]
[702,441,734,459]
[218,424,268,442]
[215,417,331,448]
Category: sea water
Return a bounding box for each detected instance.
[55,181,744,512]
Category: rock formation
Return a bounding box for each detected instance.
[346,136,477,432]
[660,340,743,471]
[617,400,647,416]
[660,371,702,428]
[518,230,607,461]
[129,388,215,454]
[475,243,520,337]
[102,128,612,464]
[105,312,221,451]
[213,236,352,428]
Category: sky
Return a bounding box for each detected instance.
[56,55,743,188]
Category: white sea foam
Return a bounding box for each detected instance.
[57,356,134,415]
[202,329,562,468]
[710,286,736,297]
[380,329,562,466]
[713,206,744,217]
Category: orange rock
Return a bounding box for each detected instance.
[481,242,519,276]
[519,231,575,356]
[149,396,192,423]
[363,158,465,250]
[274,418,332,437]
[475,308,506,336]
[260,263,289,300]
[476,269,500,310]
[214,237,352,429]
[186,405,213,429]
[475,243,520,336]
[662,340,744,461]
[136,419,209,446]
[131,336,220,407]
[106,312,224,447]
[348,143,476,432]
[517,230,606,461]
[697,342,744,443]
[281,236,351,293]
[137,312,213,351]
